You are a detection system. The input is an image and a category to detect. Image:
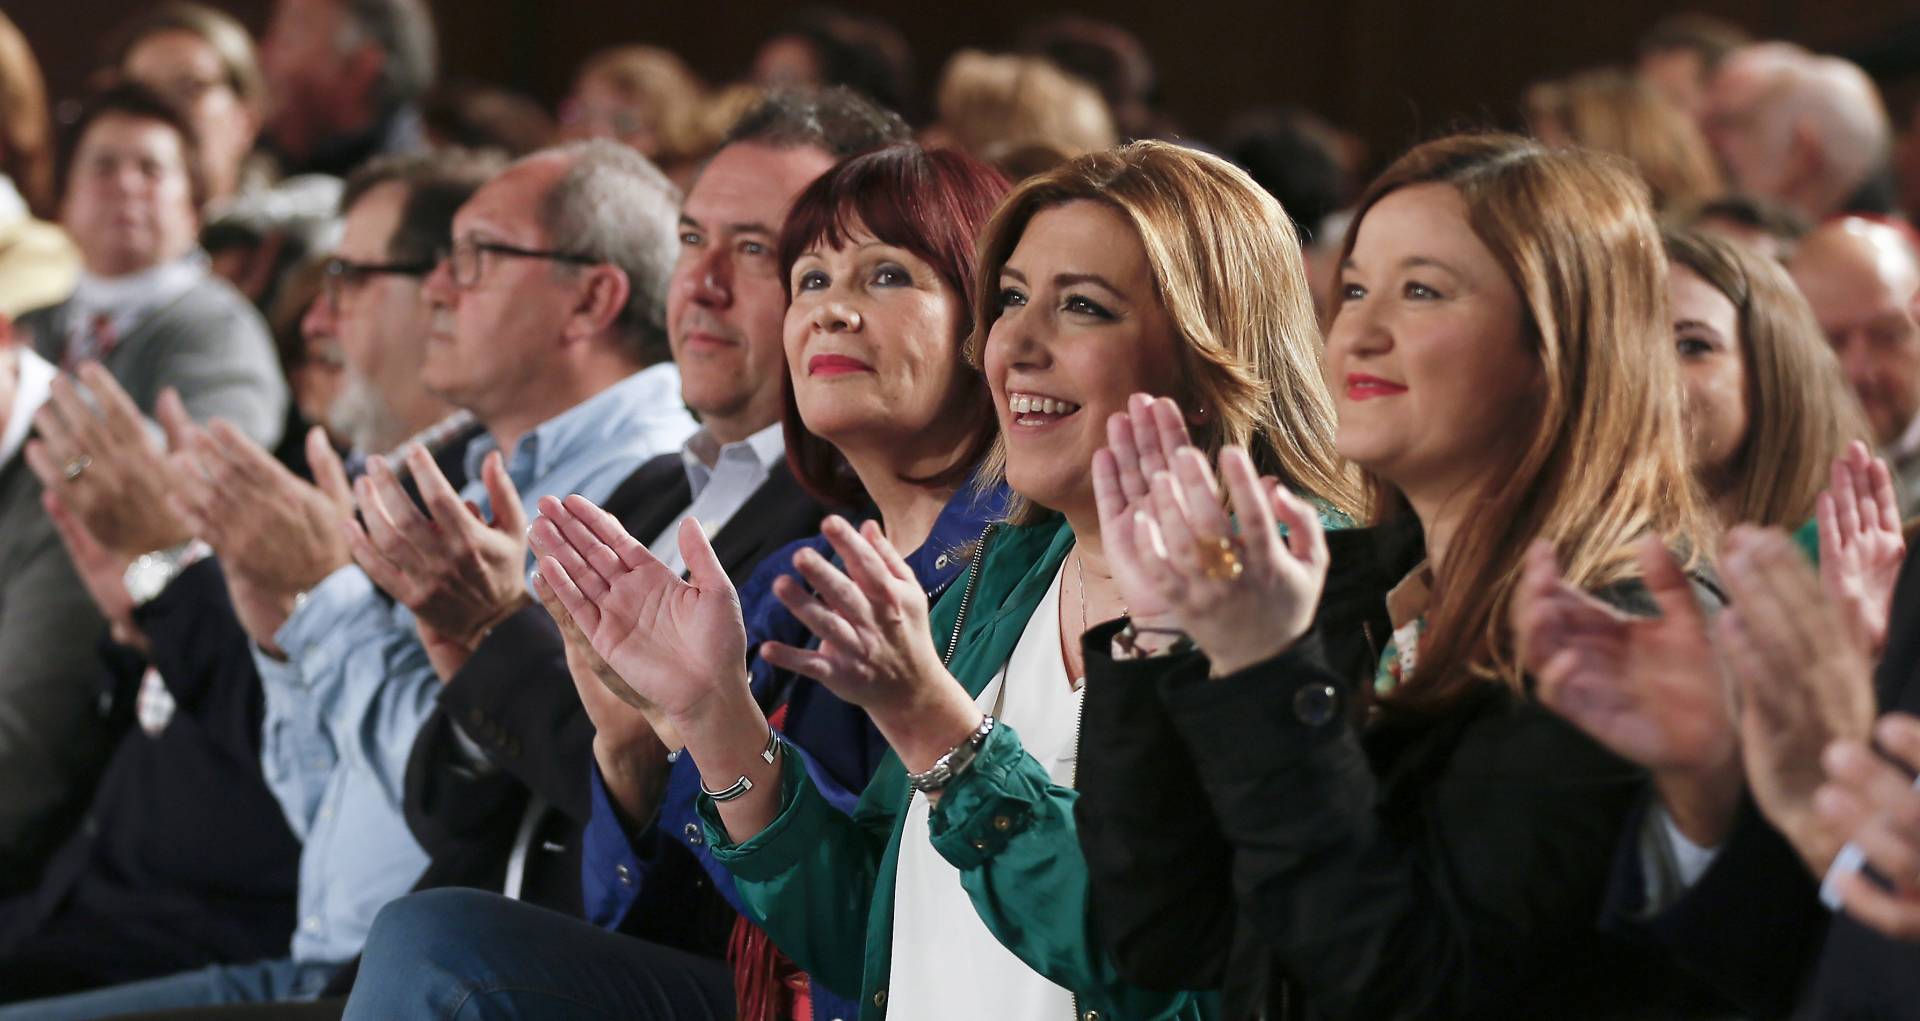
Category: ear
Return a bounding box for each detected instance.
[1783,120,1826,201]
[560,265,632,348]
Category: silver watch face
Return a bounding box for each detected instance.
[124,554,176,605]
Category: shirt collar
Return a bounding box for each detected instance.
[71,252,207,316]
[679,421,787,487]
[0,347,54,466]
[463,361,686,488]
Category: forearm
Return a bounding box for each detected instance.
[591,729,672,833]
[673,680,785,844]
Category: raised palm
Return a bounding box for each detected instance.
[1092,393,1202,625]
[529,494,746,724]
[1514,537,1734,775]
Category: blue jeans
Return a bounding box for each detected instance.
[0,958,336,1020]
[342,889,734,1020]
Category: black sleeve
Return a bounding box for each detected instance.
[404,605,596,836]
[1075,618,1240,989]
[1164,643,1648,1020]
[1600,796,1823,1018]
[134,557,270,770]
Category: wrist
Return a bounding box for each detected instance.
[880,678,986,776]
[1653,756,1744,848]
[1203,629,1304,679]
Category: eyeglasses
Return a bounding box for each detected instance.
[440,236,602,289]
[322,256,435,312]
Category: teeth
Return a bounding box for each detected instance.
[1009,393,1080,416]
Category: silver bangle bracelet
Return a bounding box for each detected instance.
[700,726,780,803]
[905,716,996,793]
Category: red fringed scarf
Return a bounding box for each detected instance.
[728,703,813,1021]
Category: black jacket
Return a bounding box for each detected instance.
[1615,547,1920,1021]
[393,453,829,945]
[1075,522,1718,1020]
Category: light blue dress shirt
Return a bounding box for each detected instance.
[251,362,696,965]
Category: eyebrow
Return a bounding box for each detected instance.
[997,267,1123,293]
[1339,255,1462,275]
[1674,319,1722,333]
[679,213,774,235]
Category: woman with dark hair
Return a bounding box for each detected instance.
[341,143,1011,1021]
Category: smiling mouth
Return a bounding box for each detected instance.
[1008,391,1083,427]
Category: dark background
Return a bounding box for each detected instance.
[12,0,1920,166]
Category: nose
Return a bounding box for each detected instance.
[688,246,731,308]
[421,256,457,309]
[1328,299,1392,362]
[301,289,335,343]
[811,299,861,334]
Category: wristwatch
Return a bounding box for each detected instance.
[124,541,211,608]
[905,716,996,793]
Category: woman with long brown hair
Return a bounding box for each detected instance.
[1074,133,1720,1019]
[1526,67,1723,212]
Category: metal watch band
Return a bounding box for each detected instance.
[700,726,780,803]
[905,715,996,793]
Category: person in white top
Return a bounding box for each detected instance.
[533,141,1359,1019]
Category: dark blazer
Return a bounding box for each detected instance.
[20,275,288,449]
[0,445,112,893]
[394,453,828,937]
[1075,522,1719,1021]
[1615,549,1920,1021]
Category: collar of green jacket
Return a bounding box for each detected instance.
[929,516,1079,698]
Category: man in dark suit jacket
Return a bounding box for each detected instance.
[18,85,285,449]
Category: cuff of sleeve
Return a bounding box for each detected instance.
[274,563,375,654]
[927,721,1048,871]
[582,760,651,929]
[700,736,829,882]
[1161,632,1350,778]
[251,640,308,694]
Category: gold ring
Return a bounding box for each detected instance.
[63,455,92,482]
[1195,535,1243,582]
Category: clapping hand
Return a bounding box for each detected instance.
[341,444,529,675]
[1718,526,1878,873]
[25,366,195,559]
[1817,714,1920,941]
[1514,535,1742,845]
[529,495,749,726]
[1818,442,1906,656]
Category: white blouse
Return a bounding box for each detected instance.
[887,562,1084,1020]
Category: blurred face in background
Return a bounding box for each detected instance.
[1669,263,1749,481]
[60,113,200,277]
[1790,219,1920,445]
[123,29,258,204]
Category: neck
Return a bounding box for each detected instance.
[848,455,955,557]
[701,409,776,451]
[1063,508,1128,617]
[1398,479,1473,572]
[371,390,458,454]
[479,356,642,461]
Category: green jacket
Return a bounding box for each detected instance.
[702,517,1216,1021]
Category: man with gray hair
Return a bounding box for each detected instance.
[0,139,696,1016]
[258,0,437,178]
[1702,42,1898,223]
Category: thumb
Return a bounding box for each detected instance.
[1637,534,1704,630]
[679,517,733,601]
[307,426,354,511]
[483,450,527,535]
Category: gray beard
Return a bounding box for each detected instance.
[327,373,401,456]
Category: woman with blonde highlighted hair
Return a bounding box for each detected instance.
[1526,68,1723,211]
[0,11,78,314]
[927,50,1119,178]
[530,139,1351,1019]
[1076,133,1721,1018]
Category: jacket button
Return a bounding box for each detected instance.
[971,839,987,850]
[1292,683,1339,727]
[615,864,633,885]
[992,815,1012,832]
[935,553,950,569]
[872,989,887,1008]
[1084,1012,1101,1021]
[684,822,704,846]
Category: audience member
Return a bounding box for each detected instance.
[1666,226,1869,530]
[1221,106,1351,323]
[420,80,556,158]
[257,0,436,178]
[0,150,496,1009]
[108,3,270,210]
[0,315,111,898]
[1636,12,1751,122]
[18,85,286,447]
[200,174,343,316]
[1077,134,1717,1020]
[925,50,1117,177]
[1788,216,1920,515]
[1672,193,1810,262]
[1526,67,1723,210]
[559,48,710,185]
[750,8,915,122]
[1701,43,1895,222]
[0,11,79,316]
[1018,15,1169,142]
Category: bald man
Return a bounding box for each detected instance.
[1790,216,1920,514]
[1703,43,1896,223]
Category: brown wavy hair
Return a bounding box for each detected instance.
[1339,133,1711,708]
[1664,225,1870,527]
[967,139,1363,523]
[0,11,54,217]
[1525,68,1722,211]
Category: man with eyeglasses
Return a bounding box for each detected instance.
[0,141,694,1018]
[0,151,497,1006]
